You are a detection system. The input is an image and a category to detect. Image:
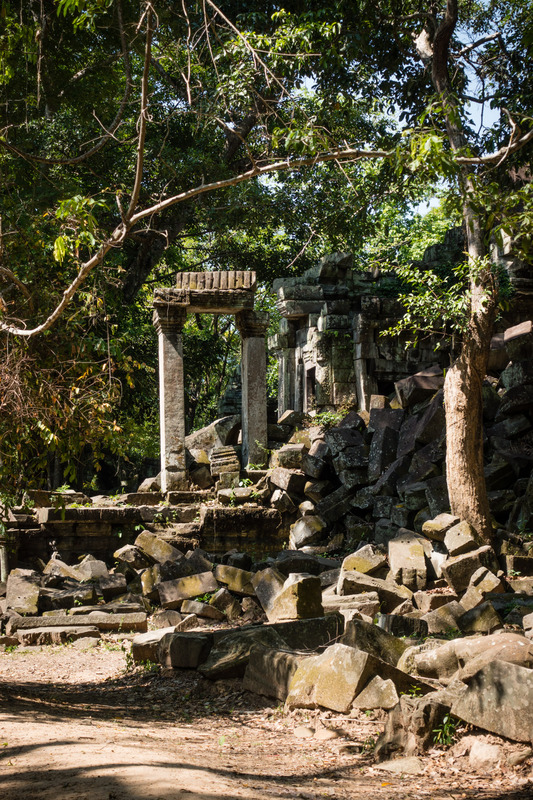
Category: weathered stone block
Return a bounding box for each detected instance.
[214,564,255,595]
[452,660,533,742]
[421,601,465,634]
[341,545,387,575]
[388,530,427,591]
[421,513,460,542]
[289,516,326,549]
[352,676,399,710]
[340,618,408,666]
[337,570,412,613]
[269,467,307,495]
[132,626,178,663]
[199,627,286,679]
[135,530,184,564]
[442,546,499,594]
[6,570,41,615]
[157,571,219,609]
[267,574,323,622]
[243,646,306,701]
[158,631,213,669]
[444,521,481,556]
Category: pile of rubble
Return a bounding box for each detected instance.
[3,512,533,757]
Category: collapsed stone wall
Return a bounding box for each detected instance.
[269,230,533,415]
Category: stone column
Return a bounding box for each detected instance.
[153,304,188,492]
[236,310,269,468]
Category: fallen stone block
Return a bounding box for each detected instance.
[337,570,412,613]
[289,516,327,549]
[74,556,109,581]
[132,626,179,663]
[422,601,465,634]
[180,599,226,621]
[199,626,287,679]
[341,545,387,575]
[157,571,219,609]
[158,631,213,669]
[441,546,499,594]
[269,467,307,495]
[322,588,380,619]
[99,574,127,601]
[352,676,399,711]
[17,626,100,646]
[444,521,481,557]
[452,660,533,743]
[422,513,461,543]
[340,618,408,666]
[395,367,444,409]
[7,611,147,634]
[214,564,255,596]
[135,530,184,564]
[388,530,428,591]
[267,574,323,623]
[6,569,41,615]
[152,609,183,629]
[376,613,429,639]
[458,601,503,634]
[209,587,242,620]
[286,643,432,714]
[252,568,286,614]
[413,590,458,614]
[243,645,307,701]
[38,584,98,612]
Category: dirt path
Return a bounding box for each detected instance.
[1,637,532,800]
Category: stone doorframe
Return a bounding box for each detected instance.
[153,271,269,492]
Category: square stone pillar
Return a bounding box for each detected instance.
[236,310,269,468]
[153,305,188,492]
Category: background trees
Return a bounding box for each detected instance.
[0,0,531,530]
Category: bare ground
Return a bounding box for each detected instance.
[1,636,532,800]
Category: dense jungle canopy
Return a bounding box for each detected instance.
[0,0,532,536]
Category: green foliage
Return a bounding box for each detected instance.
[433,714,460,748]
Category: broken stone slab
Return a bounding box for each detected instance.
[38,584,98,612]
[395,366,444,409]
[252,567,286,614]
[198,626,287,679]
[8,611,147,634]
[266,574,323,623]
[337,569,413,613]
[340,618,409,667]
[314,485,358,524]
[270,489,297,513]
[286,643,432,714]
[214,564,255,596]
[209,587,242,620]
[421,601,465,635]
[152,609,183,629]
[6,569,41,615]
[452,660,533,743]
[376,613,429,639]
[458,601,503,634]
[113,544,154,570]
[352,675,399,711]
[441,546,500,594]
[134,530,184,564]
[74,556,109,581]
[269,467,307,495]
[321,588,380,619]
[132,626,180,663]
[444,521,482,557]
[158,631,213,669]
[180,599,226,621]
[157,571,219,609]
[266,613,344,652]
[289,516,327,549]
[17,626,101,646]
[388,530,428,591]
[99,574,127,601]
[413,590,458,614]
[341,545,387,575]
[242,645,308,702]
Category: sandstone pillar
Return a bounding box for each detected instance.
[236,310,269,468]
[153,305,188,492]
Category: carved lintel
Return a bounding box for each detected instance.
[235,310,270,339]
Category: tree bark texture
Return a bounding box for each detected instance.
[431,0,498,541]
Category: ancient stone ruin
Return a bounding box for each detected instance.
[3,240,533,761]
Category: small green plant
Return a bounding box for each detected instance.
[312,409,344,429]
[508,569,522,578]
[433,714,459,747]
[361,735,376,751]
[5,645,18,653]
[196,591,214,603]
[239,478,253,487]
[401,684,423,697]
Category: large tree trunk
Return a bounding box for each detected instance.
[431,0,498,541]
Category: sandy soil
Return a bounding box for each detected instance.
[1,636,533,800]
